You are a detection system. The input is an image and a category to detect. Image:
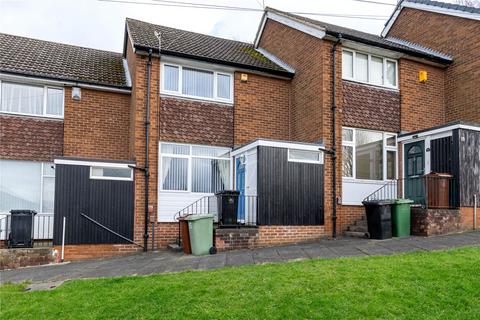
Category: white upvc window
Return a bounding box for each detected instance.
[342,49,398,89]
[0,160,55,214]
[288,149,322,164]
[159,142,231,193]
[342,127,397,181]
[160,63,233,103]
[90,166,133,181]
[0,80,64,118]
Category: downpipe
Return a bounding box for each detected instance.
[474,194,477,230]
[331,35,342,239]
[144,49,153,251]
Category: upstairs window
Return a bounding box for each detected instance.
[0,81,64,118]
[342,49,397,89]
[161,63,233,103]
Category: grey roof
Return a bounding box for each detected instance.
[125,18,293,77]
[0,33,129,89]
[265,7,453,64]
[403,0,480,14]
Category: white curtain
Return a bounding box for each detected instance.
[355,53,368,82]
[386,61,396,86]
[342,51,353,78]
[217,74,231,99]
[164,65,179,92]
[46,88,63,116]
[182,67,214,98]
[370,56,383,85]
[162,157,188,191]
[217,159,230,191]
[1,83,43,115]
[0,160,42,212]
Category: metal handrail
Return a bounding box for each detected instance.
[80,212,143,248]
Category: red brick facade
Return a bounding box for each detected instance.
[0,114,63,161]
[387,7,480,124]
[398,59,446,132]
[63,87,131,161]
[53,244,140,261]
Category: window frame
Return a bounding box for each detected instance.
[0,80,64,119]
[159,142,231,193]
[341,49,398,89]
[342,127,398,182]
[160,62,234,104]
[0,160,55,214]
[89,166,134,181]
[287,148,322,164]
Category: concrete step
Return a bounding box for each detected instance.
[344,231,369,239]
[167,243,182,252]
[348,225,368,233]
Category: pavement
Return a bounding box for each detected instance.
[1,231,479,284]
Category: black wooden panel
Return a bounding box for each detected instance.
[257,146,324,225]
[53,164,134,245]
[458,129,480,207]
[430,136,452,173]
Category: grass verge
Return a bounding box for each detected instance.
[1,247,479,319]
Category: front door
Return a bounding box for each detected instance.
[404,141,425,205]
[236,158,245,222]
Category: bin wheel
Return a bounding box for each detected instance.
[209,247,217,255]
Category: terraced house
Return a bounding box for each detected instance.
[0,0,479,261]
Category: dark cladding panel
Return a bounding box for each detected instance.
[458,129,480,206]
[430,136,453,174]
[257,146,324,225]
[53,164,134,245]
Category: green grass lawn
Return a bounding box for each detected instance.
[1,247,480,320]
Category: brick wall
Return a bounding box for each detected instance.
[234,72,291,146]
[63,87,131,161]
[0,114,63,161]
[0,248,55,270]
[257,225,327,246]
[53,244,140,261]
[258,19,324,143]
[387,8,480,124]
[398,59,446,132]
[411,207,469,236]
[342,81,400,132]
[337,205,365,233]
[160,96,233,147]
[460,207,480,231]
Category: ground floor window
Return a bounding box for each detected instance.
[342,127,397,181]
[0,160,55,213]
[160,143,231,193]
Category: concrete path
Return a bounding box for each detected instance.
[1,231,479,284]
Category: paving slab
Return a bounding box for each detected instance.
[1,231,478,284]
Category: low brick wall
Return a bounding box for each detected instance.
[411,208,469,236]
[257,225,327,246]
[0,248,55,270]
[53,244,141,262]
[460,207,480,230]
[215,228,259,251]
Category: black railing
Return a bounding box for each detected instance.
[364,174,458,209]
[173,194,258,246]
[1,213,54,241]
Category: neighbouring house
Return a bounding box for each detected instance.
[0,0,478,262]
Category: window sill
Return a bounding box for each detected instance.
[160,93,233,106]
[342,79,399,92]
[0,111,64,120]
[342,177,396,184]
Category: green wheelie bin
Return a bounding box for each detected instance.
[186,214,214,255]
[391,199,414,237]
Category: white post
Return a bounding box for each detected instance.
[61,216,66,262]
[474,194,477,230]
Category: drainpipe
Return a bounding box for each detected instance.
[144,49,153,251]
[474,194,477,230]
[331,35,342,239]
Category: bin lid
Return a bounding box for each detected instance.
[394,199,414,204]
[9,210,37,215]
[185,214,214,221]
[362,199,395,206]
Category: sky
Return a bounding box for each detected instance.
[0,0,458,53]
